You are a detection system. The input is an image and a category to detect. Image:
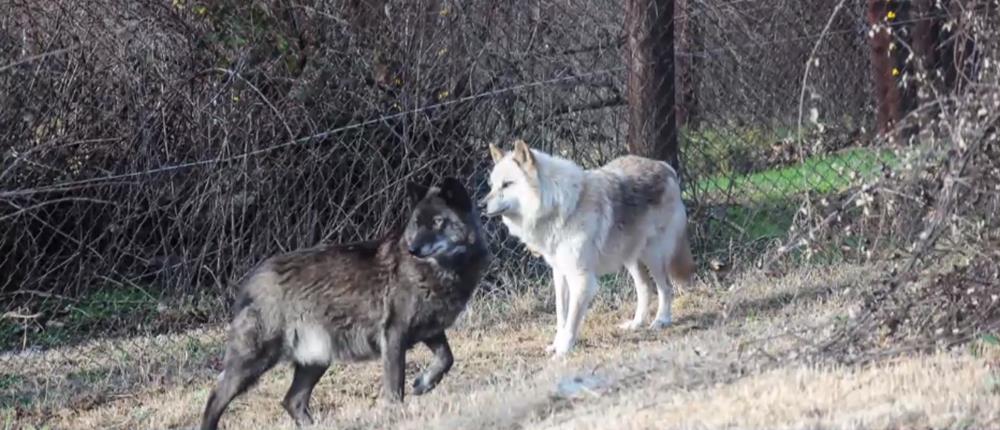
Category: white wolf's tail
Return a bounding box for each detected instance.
[667,229,695,288]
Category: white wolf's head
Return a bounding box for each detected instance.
[479,139,541,220]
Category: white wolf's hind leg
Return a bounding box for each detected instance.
[553,272,598,357]
[645,257,674,330]
[620,262,652,330]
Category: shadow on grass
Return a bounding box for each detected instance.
[0,334,224,425]
[673,283,839,335]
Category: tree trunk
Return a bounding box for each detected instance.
[866,0,917,139]
[674,0,698,129]
[625,0,679,170]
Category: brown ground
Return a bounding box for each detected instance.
[4,263,999,430]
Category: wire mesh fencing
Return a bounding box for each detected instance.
[0,0,912,421]
[676,0,884,267]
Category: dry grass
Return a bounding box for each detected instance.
[539,352,1000,430]
[4,263,999,430]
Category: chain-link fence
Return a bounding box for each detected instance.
[0,0,914,422]
[677,0,878,267]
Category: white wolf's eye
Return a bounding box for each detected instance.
[501,181,513,189]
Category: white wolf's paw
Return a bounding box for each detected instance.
[550,331,575,358]
[649,318,672,330]
[545,329,566,353]
[618,319,643,331]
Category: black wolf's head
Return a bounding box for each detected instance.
[403,177,486,264]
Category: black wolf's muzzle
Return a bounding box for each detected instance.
[408,237,448,259]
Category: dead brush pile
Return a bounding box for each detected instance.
[791,5,1000,363]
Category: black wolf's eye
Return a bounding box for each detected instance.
[501,181,513,189]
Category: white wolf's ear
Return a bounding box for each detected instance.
[512,139,535,171]
[488,143,504,163]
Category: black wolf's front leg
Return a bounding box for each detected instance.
[381,327,406,403]
[412,332,453,395]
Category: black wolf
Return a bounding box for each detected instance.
[200,177,489,430]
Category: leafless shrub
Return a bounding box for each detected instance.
[0,0,886,352]
[780,0,1000,361]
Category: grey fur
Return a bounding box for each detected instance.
[200,177,489,430]
[601,155,673,230]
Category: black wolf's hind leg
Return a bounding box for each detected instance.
[200,329,282,430]
[282,363,328,427]
[412,332,453,395]
[381,328,407,403]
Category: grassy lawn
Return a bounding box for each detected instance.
[684,146,898,260]
[7,263,999,430]
[1,285,221,352]
[1,286,158,351]
[686,147,897,204]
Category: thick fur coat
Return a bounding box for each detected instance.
[200,178,489,430]
[481,140,694,357]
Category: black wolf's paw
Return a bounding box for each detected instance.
[412,375,438,396]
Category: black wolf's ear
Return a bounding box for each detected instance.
[406,181,429,204]
[439,177,473,212]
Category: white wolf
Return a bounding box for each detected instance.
[480,139,694,357]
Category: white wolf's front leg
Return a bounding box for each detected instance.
[546,270,568,353]
[552,271,597,357]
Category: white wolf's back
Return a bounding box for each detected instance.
[568,155,685,275]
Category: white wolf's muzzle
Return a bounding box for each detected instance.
[479,194,508,218]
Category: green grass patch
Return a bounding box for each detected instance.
[1,286,160,352]
[65,286,159,327]
[681,126,781,177]
[66,368,111,386]
[723,203,796,240]
[0,322,18,352]
[692,194,877,268]
[0,373,34,412]
[692,199,799,262]
[687,147,897,204]
[0,374,24,392]
[183,336,223,363]
[1,409,13,430]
